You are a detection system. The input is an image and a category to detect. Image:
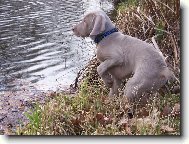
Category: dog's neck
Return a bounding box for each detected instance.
[93,28,118,44]
[90,21,116,44]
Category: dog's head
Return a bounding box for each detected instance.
[72,11,107,38]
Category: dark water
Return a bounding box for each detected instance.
[0,0,113,131]
[0,0,113,92]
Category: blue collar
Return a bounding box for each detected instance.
[94,28,118,44]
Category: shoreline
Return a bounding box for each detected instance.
[5,0,181,135]
[0,0,114,134]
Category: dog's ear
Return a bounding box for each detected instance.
[90,14,106,36]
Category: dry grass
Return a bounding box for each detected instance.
[115,0,180,77]
[16,0,181,135]
[16,58,180,135]
[16,76,180,135]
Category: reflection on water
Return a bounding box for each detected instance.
[0,0,113,92]
[0,0,86,91]
[0,0,113,130]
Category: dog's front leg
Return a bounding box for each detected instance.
[97,59,122,77]
[101,72,113,88]
[97,59,122,96]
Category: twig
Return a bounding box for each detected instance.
[153,0,176,14]
[140,11,155,26]
[151,36,164,58]
[170,35,179,65]
[151,37,159,51]
[154,28,171,35]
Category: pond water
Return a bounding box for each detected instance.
[0,0,113,92]
[0,0,113,132]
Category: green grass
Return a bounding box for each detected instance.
[16,78,180,135]
[116,0,139,12]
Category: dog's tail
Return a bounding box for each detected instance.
[151,36,165,58]
[152,37,161,51]
[161,67,180,94]
[162,67,180,85]
[152,36,180,94]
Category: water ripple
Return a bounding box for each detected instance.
[0,0,113,93]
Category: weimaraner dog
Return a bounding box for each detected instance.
[73,10,174,101]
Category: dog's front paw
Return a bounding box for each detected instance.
[103,78,113,88]
[108,89,114,97]
[97,65,104,77]
[101,72,113,88]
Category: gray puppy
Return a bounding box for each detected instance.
[73,10,173,101]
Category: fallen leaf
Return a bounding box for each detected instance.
[49,92,57,97]
[4,128,12,135]
[71,116,80,125]
[160,125,176,133]
[96,113,104,121]
[118,118,132,135]
[136,107,149,118]
[4,124,13,135]
[171,103,180,115]
[79,111,86,122]
[103,116,112,125]
[161,105,172,117]
[135,118,151,127]
[101,96,107,102]
[18,103,25,111]
[118,118,128,126]
[117,111,124,118]
[172,86,180,94]
[130,115,159,131]
[125,126,132,135]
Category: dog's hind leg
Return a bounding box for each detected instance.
[122,74,149,118]
[109,77,121,97]
[123,76,145,102]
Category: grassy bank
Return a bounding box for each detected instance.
[17,77,180,135]
[16,0,180,135]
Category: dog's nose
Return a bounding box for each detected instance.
[72,27,75,31]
